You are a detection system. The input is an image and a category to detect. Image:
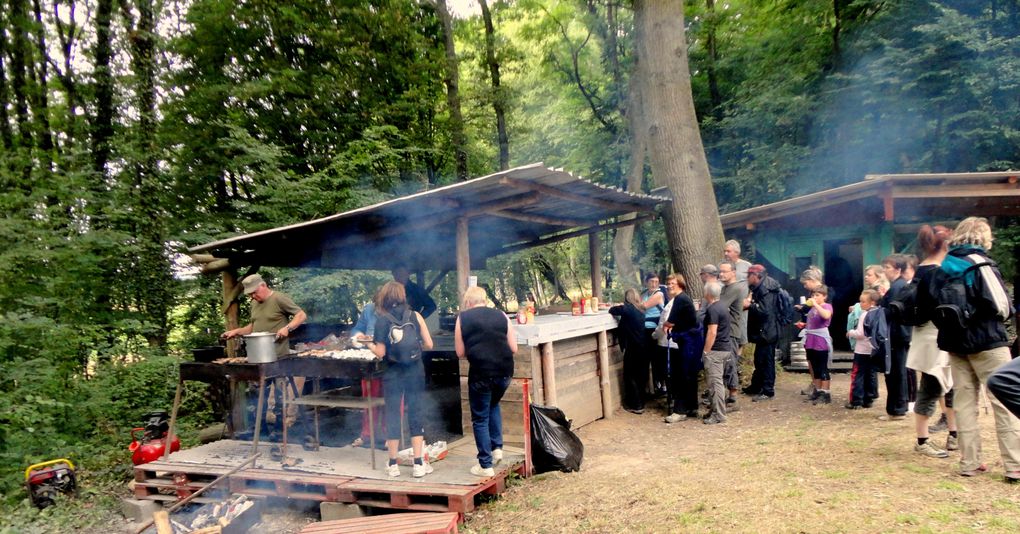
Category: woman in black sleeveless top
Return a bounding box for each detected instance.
[455,286,517,477]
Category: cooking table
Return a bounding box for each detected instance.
[165,355,384,467]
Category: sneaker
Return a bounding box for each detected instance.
[1005,471,1020,484]
[386,462,400,477]
[928,413,949,433]
[812,391,831,405]
[624,407,645,415]
[664,413,687,424]
[959,464,988,477]
[752,394,774,403]
[945,434,958,451]
[703,415,725,425]
[492,448,503,465]
[801,384,816,396]
[470,464,495,477]
[844,402,863,410]
[412,461,434,478]
[914,441,949,458]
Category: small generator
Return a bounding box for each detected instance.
[24,458,76,509]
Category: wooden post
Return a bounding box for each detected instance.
[540,342,557,406]
[223,271,240,357]
[456,216,470,303]
[596,330,612,419]
[589,232,602,300]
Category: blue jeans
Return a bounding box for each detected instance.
[468,376,511,468]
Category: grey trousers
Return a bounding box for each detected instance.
[703,350,731,421]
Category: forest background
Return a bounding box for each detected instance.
[1,0,1019,529]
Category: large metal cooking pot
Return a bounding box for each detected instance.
[243,332,278,363]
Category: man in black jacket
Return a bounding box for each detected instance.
[745,264,781,401]
[880,254,912,419]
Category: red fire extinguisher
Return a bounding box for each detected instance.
[129,411,181,465]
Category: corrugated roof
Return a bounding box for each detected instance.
[720,171,1020,230]
[191,163,668,270]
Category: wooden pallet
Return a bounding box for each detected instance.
[333,465,516,514]
[134,461,353,502]
[300,512,459,534]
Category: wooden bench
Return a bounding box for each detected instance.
[299,511,459,533]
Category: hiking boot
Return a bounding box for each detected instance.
[959,464,988,477]
[412,461,434,478]
[914,441,949,458]
[928,413,949,433]
[492,448,503,464]
[805,389,821,402]
[844,402,863,410]
[470,464,495,477]
[945,434,958,451]
[752,394,774,403]
[726,396,737,405]
[664,413,687,424]
[386,462,401,477]
[801,383,817,396]
[812,391,832,405]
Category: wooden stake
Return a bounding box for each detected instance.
[540,342,557,406]
[597,330,612,419]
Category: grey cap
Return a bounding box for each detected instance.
[700,264,719,276]
[242,274,265,294]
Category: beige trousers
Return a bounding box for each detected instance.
[949,347,1020,473]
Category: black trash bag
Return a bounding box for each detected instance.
[530,404,584,473]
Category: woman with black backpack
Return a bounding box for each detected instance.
[368,281,434,478]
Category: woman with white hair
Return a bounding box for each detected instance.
[933,217,1019,481]
[455,286,517,477]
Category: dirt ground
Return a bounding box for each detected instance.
[459,370,1020,533]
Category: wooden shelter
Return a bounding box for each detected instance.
[190,162,667,303]
[721,171,1020,351]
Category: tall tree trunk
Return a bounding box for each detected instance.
[705,0,722,119]
[92,0,114,179]
[612,72,648,289]
[0,7,14,150]
[435,0,469,181]
[478,0,509,170]
[634,0,724,298]
[124,0,171,347]
[832,0,842,62]
[9,0,33,148]
[30,0,54,169]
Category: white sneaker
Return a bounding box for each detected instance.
[412,461,433,478]
[492,448,503,465]
[664,413,687,424]
[386,462,400,477]
[470,464,495,477]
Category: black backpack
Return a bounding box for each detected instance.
[379,308,423,365]
[776,288,796,326]
[887,278,923,326]
[932,258,993,334]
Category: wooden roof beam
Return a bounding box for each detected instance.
[499,177,651,213]
[489,210,591,227]
[500,214,655,255]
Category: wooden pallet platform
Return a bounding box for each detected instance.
[133,441,527,518]
[300,512,459,534]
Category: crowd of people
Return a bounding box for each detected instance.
[612,219,1020,483]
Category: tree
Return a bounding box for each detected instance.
[478,0,510,170]
[435,0,470,180]
[633,0,723,294]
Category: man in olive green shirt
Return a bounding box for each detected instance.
[223,274,307,356]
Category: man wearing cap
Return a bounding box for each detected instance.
[222,274,307,357]
[745,264,782,401]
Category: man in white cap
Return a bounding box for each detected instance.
[222,274,307,356]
